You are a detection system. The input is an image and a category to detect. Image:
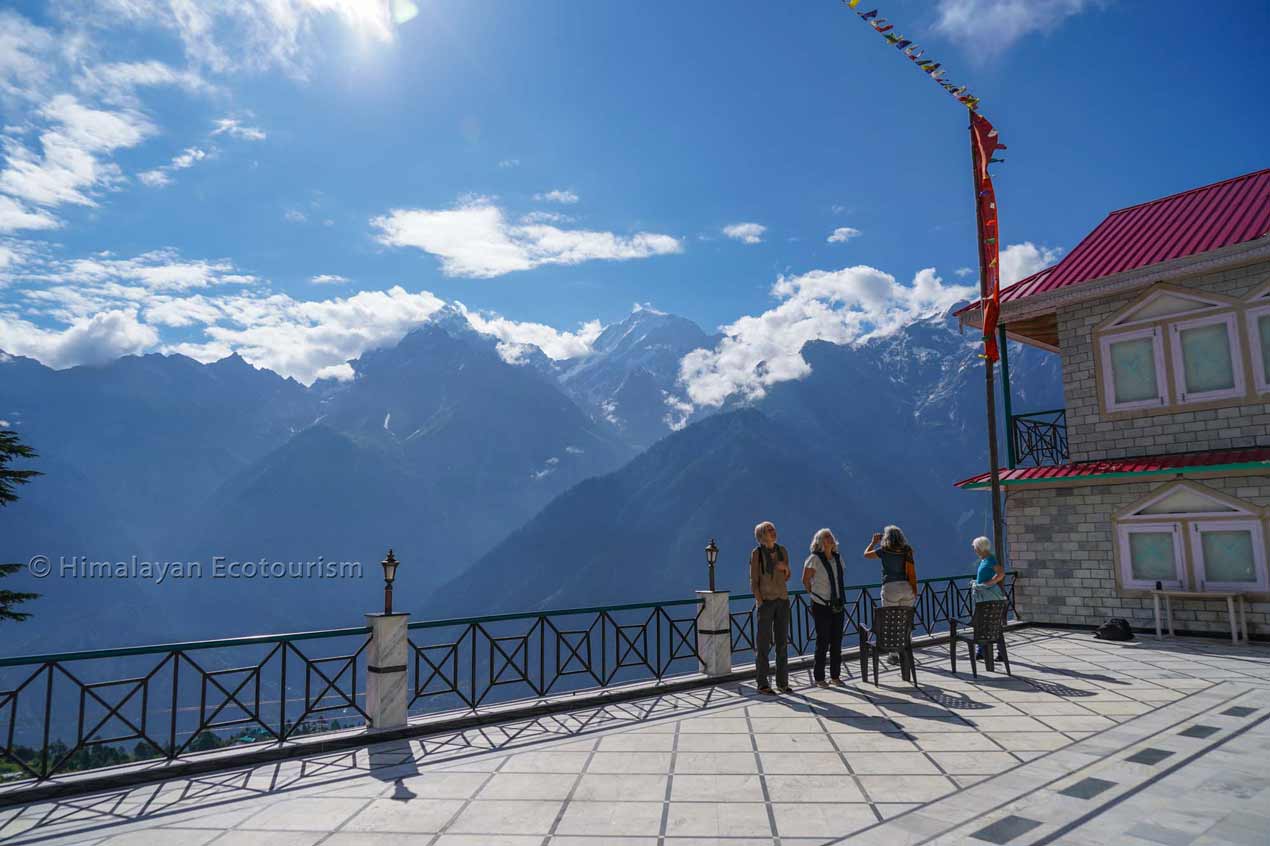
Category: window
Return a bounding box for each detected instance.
[1099,326,1168,412]
[1115,482,1269,594]
[1191,520,1269,592]
[1118,523,1185,589]
[1169,313,1244,404]
[1245,304,1270,394]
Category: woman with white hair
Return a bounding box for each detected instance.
[802,528,847,687]
[971,536,1006,660]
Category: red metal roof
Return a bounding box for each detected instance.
[955,446,1270,489]
[957,168,1270,317]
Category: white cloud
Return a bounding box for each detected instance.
[211,117,267,141]
[372,197,682,279]
[934,1,1090,57]
[722,222,765,245]
[138,146,208,188]
[74,60,212,102]
[678,265,977,407]
[13,249,258,301]
[137,169,171,188]
[827,226,861,244]
[310,274,349,285]
[90,0,397,78]
[955,266,975,278]
[999,241,1062,285]
[0,11,57,103]
[498,158,520,169]
[0,308,158,368]
[520,210,572,224]
[284,209,307,223]
[459,303,603,363]
[534,189,579,204]
[175,287,448,382]
[0,196,59,232]
[0,94,154,209]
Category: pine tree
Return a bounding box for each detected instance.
[1,428,41,622]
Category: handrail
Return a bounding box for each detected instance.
[0,625,374,668]
[1012,407,1066,419]
[406,595,702,630]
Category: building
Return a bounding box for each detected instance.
[956,167,1270,638]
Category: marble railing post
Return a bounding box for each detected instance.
[696,590,731,677]
[365,611,409,731]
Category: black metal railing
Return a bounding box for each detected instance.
[0,627,371,783]
[406,599,702,713]
[0,574,1016,785]
[1011,408,1068,467]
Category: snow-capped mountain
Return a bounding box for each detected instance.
[557,306,718,448]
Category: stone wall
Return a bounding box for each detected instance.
[1058,259,1270,463]
[1006,475,1270,638]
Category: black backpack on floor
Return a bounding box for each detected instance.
[1093,618,1135,641]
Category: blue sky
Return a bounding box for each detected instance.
[1,1,1266,404]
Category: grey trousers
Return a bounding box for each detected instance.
[755,598,790,689]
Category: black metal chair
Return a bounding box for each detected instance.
[950,599,1010,678]
[857,606,918,687]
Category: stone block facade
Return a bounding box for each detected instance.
[1006,475,1270,638]
[1058,259,1270,463]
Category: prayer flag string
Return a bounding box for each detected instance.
[842,1,982,111]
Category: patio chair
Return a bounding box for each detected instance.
[857,605,918,687]
[949,599,1010,678]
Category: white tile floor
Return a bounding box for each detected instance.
[0,628,1267,845]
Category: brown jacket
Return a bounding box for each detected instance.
[749,544,790,601]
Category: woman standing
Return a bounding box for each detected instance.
[863,525,918,665]
[971,536,1006,660]
[802,528,847,688]
[863,525,917,606]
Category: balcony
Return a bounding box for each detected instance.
[1,626,1266,845]
[1010,408,1069,468]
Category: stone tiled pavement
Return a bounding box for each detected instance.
[1,627,1267,845]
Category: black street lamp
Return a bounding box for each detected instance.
[705,538,719,592]
[382,549,400,614]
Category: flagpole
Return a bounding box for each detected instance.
[970,119,1005,560]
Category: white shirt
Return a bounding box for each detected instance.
[803,553,844,607]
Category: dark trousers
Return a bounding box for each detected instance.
[811,602,844,681]
[755,598,790,689]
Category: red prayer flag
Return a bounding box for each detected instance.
[970,113,1005,361]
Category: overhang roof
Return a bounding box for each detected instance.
[955,446,1270,490]
[958,168,1270,347]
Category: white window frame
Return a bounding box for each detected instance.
[1189,519,1269,593]
[1117,522,1186,590]
[1168,312,1245,404]
[1245,304,1270,394]
[1100,325,1169,412]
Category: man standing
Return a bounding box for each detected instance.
[750,521,791,694]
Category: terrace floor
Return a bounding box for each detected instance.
[1,627,1268,846]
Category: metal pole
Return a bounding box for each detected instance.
[971,120,1005,561]
[999,322,1016,469]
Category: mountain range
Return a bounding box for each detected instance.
[0,305,1060,651]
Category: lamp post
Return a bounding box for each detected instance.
[705,538,719,592]
[382,549,399,614]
